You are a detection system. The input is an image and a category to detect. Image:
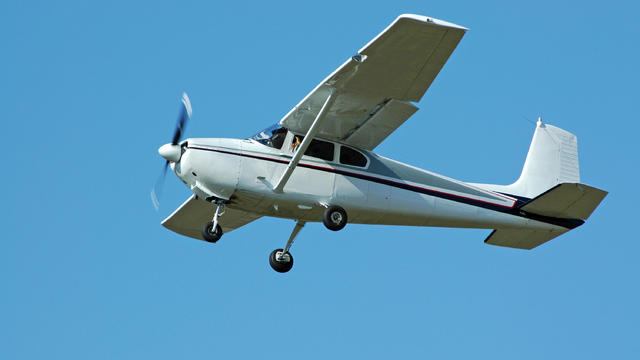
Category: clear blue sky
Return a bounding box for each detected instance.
[2,0,638,359]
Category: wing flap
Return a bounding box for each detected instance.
[521,183,608,220]
[162,195,261,241]
[484,228,569,250]
[343,99,418,150]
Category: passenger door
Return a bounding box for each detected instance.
[283,135,335,197]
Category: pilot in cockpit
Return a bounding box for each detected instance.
[290,135,302,152]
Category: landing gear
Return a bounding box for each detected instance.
[201,202,225,243]
[269,220,305,273]
[322,205,347,231]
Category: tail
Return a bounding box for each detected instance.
[472,118,607,249]
[510,118,580,198]
[471,118,607,219]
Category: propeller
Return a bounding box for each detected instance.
[151,92,192,210]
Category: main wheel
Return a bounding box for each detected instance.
[322,205,347,231]
[269,248,294,273]
[201,221,223,243]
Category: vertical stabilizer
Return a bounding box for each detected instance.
[510,118,580,198]
[469,119,581,199]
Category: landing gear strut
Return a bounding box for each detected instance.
[322,205,347,231]
[202,202,225,243]
[269,220,305,273]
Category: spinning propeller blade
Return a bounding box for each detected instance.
[151,161,169,211]
[172,92,192,145]
[151,92,192,211]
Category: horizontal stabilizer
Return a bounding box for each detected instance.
[484,228,569,250]
[162,195,261,241]
[520,183,607,220]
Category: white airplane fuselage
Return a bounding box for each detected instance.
[154,15,607,273]
[172,133,568,235]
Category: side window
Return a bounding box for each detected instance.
[340,146,367,167]
[270,128,287,149]
[289,136,335,161]
[305,139,334,161]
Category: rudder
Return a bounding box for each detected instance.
[509,118,580,198]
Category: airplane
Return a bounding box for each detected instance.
[153,14,607,273]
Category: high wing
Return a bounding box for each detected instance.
[279,14,467,150]
[162,195,261,241]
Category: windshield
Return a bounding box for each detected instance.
[250,124,288,149]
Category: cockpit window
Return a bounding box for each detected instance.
[290,135,334,161]
[340,146,367,167]
[251,124,287,149]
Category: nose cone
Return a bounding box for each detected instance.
[158,143,181,162]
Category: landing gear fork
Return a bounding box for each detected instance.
[201,201,225,243]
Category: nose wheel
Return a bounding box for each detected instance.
[201,202,225,243]
[202,221,223,243]
[269,220,305,273]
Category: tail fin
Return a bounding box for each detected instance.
[477,119,608,250]
[508,118,580,198]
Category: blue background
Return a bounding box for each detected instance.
[2,0,637,358]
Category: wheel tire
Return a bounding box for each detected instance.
[269,248,294,273]
[322,205,348,231]
[201,221,223,243]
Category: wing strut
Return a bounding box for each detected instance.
[273,87,337,193]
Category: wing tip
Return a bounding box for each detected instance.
[397,14,469,31]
